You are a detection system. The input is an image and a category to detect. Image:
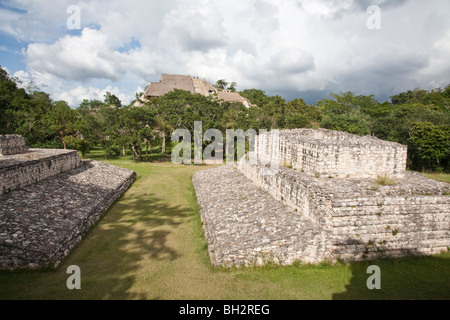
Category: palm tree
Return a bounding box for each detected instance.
[228,82,237,92]
[215,79,228,91]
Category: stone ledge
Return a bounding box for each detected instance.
[193,165,333,267]
[0,149,81,195]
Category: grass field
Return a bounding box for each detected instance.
[0,153,449,300]
[422,172,450,184]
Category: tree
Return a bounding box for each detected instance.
[104,91,122,108]
[228,82,237,92]
[318,92,374,136]
[215,79,228,90]
[285,114,311,129]
[391,85,450,110]
[240,89,268,107]
[409,122,450,170]
[0,66,30,135]
[154,116,173,154]
[135,91,144,100]
[16,91,53,144]
[121,105,156,161]
[284,98,321,129]
[391,88,429,105]
[45,101,77,149]
[65,136,91,158]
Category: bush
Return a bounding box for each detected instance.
[374,176,396,186]
[64,136,91,158]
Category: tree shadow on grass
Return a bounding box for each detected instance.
[71,191,191,300]
[332,253,450,300]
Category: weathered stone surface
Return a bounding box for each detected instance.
[193,129,449,267]
[256,129,408,179]
[0,135,28,156]
[0,160,136,270]
[0,149,81,195]
[239,158,450,262]
[193,166,332,267]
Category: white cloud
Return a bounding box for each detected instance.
[1,0,450,105]
[159,0,228,52]
[54,84,130,106]
[25,28,121,81]
[0,8,22,38]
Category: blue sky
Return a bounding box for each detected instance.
[0,38,26,71]
[1,0,449,107]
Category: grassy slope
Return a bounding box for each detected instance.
[0,156,449,300]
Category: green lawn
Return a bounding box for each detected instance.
[422,172,450,184]
[0,156,449,300]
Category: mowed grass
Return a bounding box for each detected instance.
[0,157,449,300]
[422,172,450,184]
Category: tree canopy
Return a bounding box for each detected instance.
[0,66,448,171]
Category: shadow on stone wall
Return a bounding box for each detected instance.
[332,254,450,300]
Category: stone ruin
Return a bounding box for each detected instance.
[193,129,450,267]
[0,135,136,270]
[257,129,408,179]
[0,135,29,156]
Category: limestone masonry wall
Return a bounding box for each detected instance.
[0,149,81,195]
[238,157,450,262]
[0,135,29,155]
[238,128,449,263]
[256,129,408,179]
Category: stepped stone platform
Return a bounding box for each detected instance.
[193,165,331,267]
[193,129,450,267]
[0,136,136,270]
[1,149,81,195]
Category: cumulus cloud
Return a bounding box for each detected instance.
[14,68,139,106]
[25,28,126,82]
[1,0,449,106]
[54,84,130,106]
[159,1,228,52]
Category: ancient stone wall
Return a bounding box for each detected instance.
[0,135,137,270]
[238,158,450,262]
[0,149,81,195]
[0,135,29,155]
[194,129,448,266]
[256,129,408,179]
[0,160,136,270]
